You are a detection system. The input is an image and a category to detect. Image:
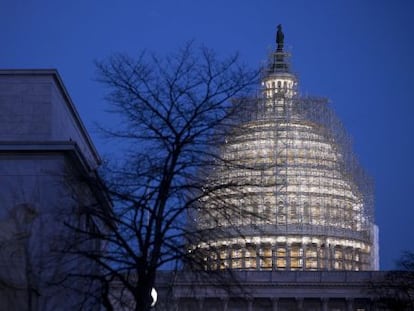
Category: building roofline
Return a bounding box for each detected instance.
[0,140,93,171]
[0,69,102,165]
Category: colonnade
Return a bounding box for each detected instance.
[170,297,374,311]
[203,240,370,271]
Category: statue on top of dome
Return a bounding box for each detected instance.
[276,24,284,51]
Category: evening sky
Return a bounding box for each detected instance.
[1,0,413,270]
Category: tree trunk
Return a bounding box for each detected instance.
[136,274,154,311]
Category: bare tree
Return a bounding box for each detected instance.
[67,43,259,310]
[369,251,414,310]
[0,204,40,311]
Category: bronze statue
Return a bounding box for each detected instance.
[276,24,284,51]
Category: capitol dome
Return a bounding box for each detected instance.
[190,28,378,271]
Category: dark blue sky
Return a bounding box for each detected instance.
[1,0,413,270]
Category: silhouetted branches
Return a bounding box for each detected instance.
[67,43,258,310]
[369,251,414,310]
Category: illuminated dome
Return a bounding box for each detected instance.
[190,27,377,271]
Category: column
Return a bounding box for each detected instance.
[272,298,279,311]
[206,250,212,270]
[217,247,222,270]
[227,246,232,269]
[322,298,329,311]
[172,298,179,311]
[296,298,304,311]
[339,246,344,269]
[256,244,261,269]
[346,298,353,311]
[272,243,277,271]
[328,244,334,270]
[369,298,376,311]
[352,247,356,270]
[324,242,329,270]
[221,298,228,311]
[286,244,291,270]
[316,243,321,270]
[302,243,307,271]
[197,298,204,311]
[247,298,253,311]
[242,247,246,269]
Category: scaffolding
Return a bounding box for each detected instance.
[190,41,376,272]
